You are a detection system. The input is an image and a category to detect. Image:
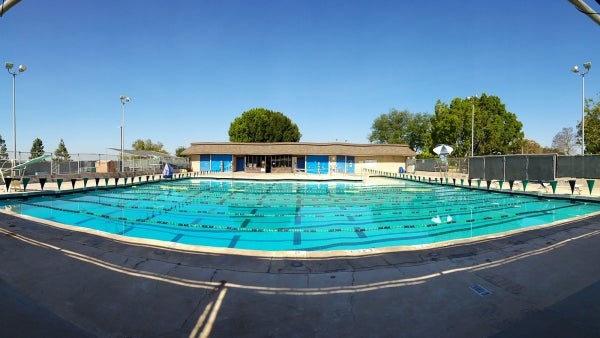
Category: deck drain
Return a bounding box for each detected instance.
[291,261,303,268]
[469,284,492,296]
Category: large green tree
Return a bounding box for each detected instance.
[132,139,168,154]
[30,138,45,159]
[229,108,301,142]
[430,94,524,156]
[368,109,432,154]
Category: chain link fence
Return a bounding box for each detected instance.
[0,151,189,178]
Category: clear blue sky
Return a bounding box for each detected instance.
[1,1,599,155]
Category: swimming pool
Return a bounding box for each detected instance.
[2,177,600,251]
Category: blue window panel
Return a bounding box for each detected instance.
[211,154,232,172]
[336,156,346,173]
[346,156,355,174]
[200,155,211,172]
[306,155,329,174]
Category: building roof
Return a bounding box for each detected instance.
[181,142,416,157]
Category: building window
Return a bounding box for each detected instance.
[271,155,291,168]
[245,155,264,168]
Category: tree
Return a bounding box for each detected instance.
[229,108,301,142]
[30,138,45,159]
[54,138,71,162]
[368,109,432,154]
[0,135,7,159]
[552,127,577,155]
[521,139,544,154]
[581,96,600,154]
[175,146,187,157]
[430,93,525,156]
[132,139,168,154]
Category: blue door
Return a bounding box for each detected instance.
[211,154,232,172]
[200,155,210,172]
[236,157,245,172]
[306,155,328,174]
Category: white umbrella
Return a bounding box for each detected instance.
[433,144,453,156]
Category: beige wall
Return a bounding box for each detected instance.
[189,154,201,172]
[354,155,407,174]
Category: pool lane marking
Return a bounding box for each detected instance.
[240,219,251,228]
[295,195,302,225]
[354,227,367,238]
[293,232,301,245]
[228,235,240,248]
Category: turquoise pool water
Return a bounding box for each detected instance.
[2,178,599,251]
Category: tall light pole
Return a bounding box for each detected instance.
[5,62,26,167]
[467,95,477,157]
[572,62,591,155]
[120,95,131,172]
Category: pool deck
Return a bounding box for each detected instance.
[1,173,600,337]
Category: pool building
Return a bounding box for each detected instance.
[181,142,415,174]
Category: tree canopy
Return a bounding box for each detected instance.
[368,109,432,154]
[229,108,301,142]
[430,94,524,156]
[552,127,577,155]
[581,96,600,154]
[132,139,168,154]
[368,94,525,157]
[175,146,187,157]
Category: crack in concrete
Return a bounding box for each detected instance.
[132,258,149,269]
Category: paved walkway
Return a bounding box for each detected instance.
[1,173,600,337]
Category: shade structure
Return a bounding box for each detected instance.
[433,144,454,156]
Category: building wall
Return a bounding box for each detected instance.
[188,153,409,174]
[354,155,407,173]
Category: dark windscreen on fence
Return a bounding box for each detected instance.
[557,155,600,178]
[468,157,485,179]
[505,155,528,181]
[557,156,583,178]
[584,156,600,178]
[484,156,504,180]
[526,155,555,181]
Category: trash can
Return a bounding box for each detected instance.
[399,166,405,173]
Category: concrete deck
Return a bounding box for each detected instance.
[1,174,600,337]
